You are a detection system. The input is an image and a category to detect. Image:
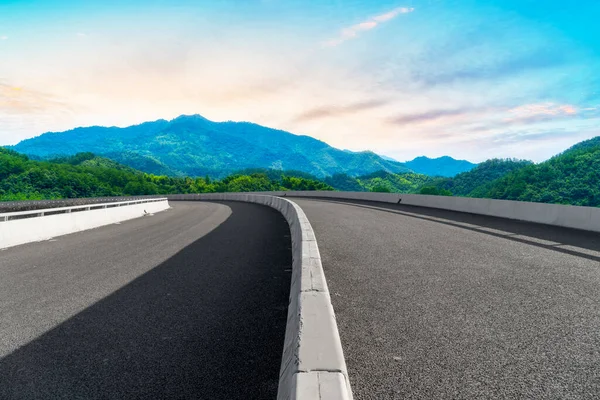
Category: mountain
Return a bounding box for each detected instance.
[481,137,600,206]
[12,114,412,178]
[429,158,533,197]
[378,154,400,162]
[405,156,477,177]
[102,151,183,176]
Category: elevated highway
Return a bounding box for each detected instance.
[1,192,600,399]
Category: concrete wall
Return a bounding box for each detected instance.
[245,191,600,233]
[0,195,166,213]
[399,194,600,232]
[167,194,353,400]
[0,199,170,249]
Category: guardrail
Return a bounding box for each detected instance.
[0,198,167,222]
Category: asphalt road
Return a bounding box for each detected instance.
[0,201,291,400]
[293,198,600,400]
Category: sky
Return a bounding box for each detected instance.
[1,0,599,162]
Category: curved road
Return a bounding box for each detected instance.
[0,201,291,399]
[294,198,600,400]
[3,197,600,399]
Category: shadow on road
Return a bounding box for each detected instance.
[295,197,600,263]
[0,202,291,400]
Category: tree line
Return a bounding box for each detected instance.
[0,149,332,201]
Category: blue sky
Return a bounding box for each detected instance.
[1,0,599,162]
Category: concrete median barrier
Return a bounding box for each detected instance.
[167,194,353,400]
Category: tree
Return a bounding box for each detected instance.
[371,184,391,193]
[420,186,452,196]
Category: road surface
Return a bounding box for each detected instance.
[0,201,291,400]
[294,198,600,400]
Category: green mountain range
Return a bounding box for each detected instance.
[11,115,474,178]
[2,133,600,207]
[11,115,413,178]
[325,137,600,207]
[5,113,600,207]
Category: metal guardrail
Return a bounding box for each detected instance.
[0,198,168,222]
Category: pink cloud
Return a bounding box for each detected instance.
[0,84,73,115]
[508,103,577,118]
[292,99,390,122]
[388,106,495,127]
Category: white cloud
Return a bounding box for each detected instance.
[323,6,414,47]
[373,7,414,22]
[0,36,8,40]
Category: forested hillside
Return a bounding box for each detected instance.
[0,149,332,201]
[481,138,600,206]
[428,159,533,197]
[324,171,436,193]
[326,148,600,208]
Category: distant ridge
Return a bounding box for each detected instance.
[405,156,477,177]
[12,114,413,178]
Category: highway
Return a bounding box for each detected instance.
[0,201,291,400]
[294,198,600,400]
[3,196,600,399]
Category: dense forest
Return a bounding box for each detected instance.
[426,159,534,197]
[0,149,332,201]
[480,137,600,206]
[324,171,437,193]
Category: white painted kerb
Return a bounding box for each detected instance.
[0,198,170,249]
